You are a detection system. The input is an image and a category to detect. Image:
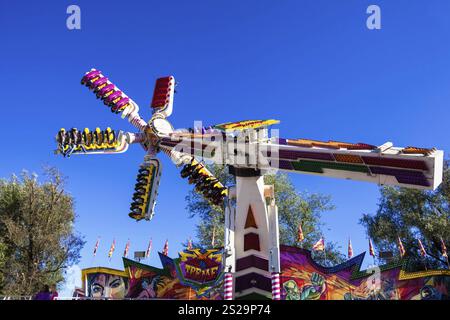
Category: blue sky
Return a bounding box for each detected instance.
[1,0,449,286]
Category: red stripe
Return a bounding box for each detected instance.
[224,273,233,300]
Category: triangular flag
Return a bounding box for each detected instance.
[108,239,116,259]
[146,238,152,258]
[397,236,406,257]
[297,223,304,242]
[123,239,130,258]
[162,239,169,256]
[312,238,325,251]
[441,237,448,258]
[348,238,353,259]
[369,239,375,257]
[418,239,427,257]
[93,237,100,257]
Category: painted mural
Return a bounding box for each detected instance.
[174,248,224,297]
[82,267,129,299]
[81,246,450,300]
[280,245,450,300]
[82,250,224,300]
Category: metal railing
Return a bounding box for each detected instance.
[1,296,33,300]
[1,296,174,301]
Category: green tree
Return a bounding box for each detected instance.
[0,241,6,288]
[185,164,345,266]
[0,167,85,296]
[360,161,450,270]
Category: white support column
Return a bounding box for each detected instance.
[234,175,270,259]
[224,188,236,300]
[224,193,236,273]
[268,197,280,274]
[230,168,273,299]
[267,186,281,300]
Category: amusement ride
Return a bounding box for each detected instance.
[55,69,444,299]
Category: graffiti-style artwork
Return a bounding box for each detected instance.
[81,246,450,300]
[123,251,224,300]
[124,257,175,299]
[123,250,222,300]
[175,248,224,297]
[82,268,129,299]
[82,253,224,299]
[280,245,450,300]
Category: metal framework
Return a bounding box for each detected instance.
[55,69,444,299]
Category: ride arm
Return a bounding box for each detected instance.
[80,68,149,132]
[259,139,443,190]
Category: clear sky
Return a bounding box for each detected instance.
[1,0,449,281]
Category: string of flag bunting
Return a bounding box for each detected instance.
[91,237,197,259]
[90,227,449,268]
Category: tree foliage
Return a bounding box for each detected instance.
[360,161,450,270]
[185,164,345,266]
[0,167,85,296]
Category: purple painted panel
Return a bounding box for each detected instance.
[362,156,428,171]
[236,255,269,272]
[244,233,261,251]
[235,272,272,293]
[277,160,294,170]
[369,167,430,187]
[278,149,334,161]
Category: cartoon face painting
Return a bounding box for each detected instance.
[88,273,128,299]
[283,280,300,300]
